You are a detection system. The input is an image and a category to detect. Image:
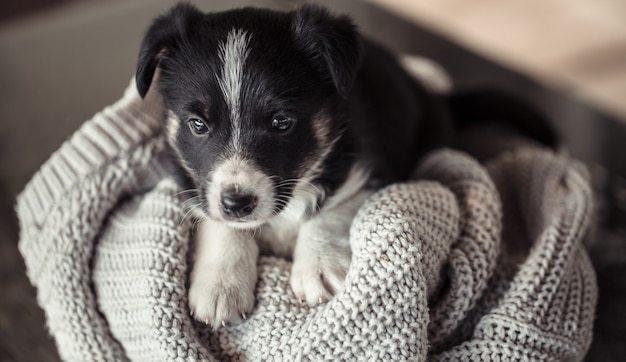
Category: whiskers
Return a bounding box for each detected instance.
[277,178,320,192]
[177,188,205,228]
[175,188,199,198]
[173,176,325,231]
[270,177,324,220]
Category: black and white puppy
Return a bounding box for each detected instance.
[136,3,449,327]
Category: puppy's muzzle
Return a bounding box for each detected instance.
[220,187,257,218]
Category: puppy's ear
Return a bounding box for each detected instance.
[292,5,361,97]
[136,3,203,98]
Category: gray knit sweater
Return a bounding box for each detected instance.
[17,81,597,361]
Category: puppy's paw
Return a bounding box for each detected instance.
[188,268,255,328]
[290,251,351,306]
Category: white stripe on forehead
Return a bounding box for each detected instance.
[217,28,251,150]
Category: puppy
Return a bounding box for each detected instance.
[135,3,450,327]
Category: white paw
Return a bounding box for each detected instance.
[188,266,256,328]
[290,250,351,306]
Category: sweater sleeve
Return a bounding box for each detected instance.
[16,80,166,362]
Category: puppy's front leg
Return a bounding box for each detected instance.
[290,190,372,305]
[188,219,258,327]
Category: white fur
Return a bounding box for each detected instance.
[256,165,369,258]
[217,28,251,151]
[302,112,339,182]
[399,55,452,94]
[257,179,323,257]
[166,111,195,177]
[207,155,275,228]
[188,219,258,327]
[289,165,372,305]
[190,163,372,325]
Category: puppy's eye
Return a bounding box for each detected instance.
[188,118,209,135]
[271,116,295,133]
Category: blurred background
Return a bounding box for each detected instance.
[1,0,625,361]
[374,0,626,122]
[4,0,625,120]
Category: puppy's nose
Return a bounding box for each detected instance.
[220,189,257,218]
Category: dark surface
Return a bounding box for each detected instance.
[0,0,624,361]
[0,0,73,24]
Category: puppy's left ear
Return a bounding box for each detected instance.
[292,5,361,97]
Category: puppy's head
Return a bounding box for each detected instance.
[136,3,361,228]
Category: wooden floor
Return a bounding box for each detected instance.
[370,0,626,122]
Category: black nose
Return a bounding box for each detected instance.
[220,189,257,218]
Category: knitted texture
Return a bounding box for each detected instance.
[17,81,597,361]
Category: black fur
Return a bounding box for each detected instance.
[136,3,449,219]
[446,87,558,148]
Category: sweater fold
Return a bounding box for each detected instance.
[17,81,597,362]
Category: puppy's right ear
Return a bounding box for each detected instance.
[136,3,203,98]
[291,5,361,98]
